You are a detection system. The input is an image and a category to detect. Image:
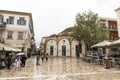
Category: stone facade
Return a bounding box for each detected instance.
[40,27,85,57]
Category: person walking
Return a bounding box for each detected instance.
[21,55,27,68]
[36,51,40,65]
[45,54,49,62]
[15,56,21,70]
[41,54,44,62]
[7,53,12,69]
[104,55,110,69]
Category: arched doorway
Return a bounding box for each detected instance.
[62,45,66,56]
[46,40,57,56]
[71,39,80,57]
[58,39,70,56]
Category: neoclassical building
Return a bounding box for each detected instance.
[40,27,86,57]
[0,10,35,56]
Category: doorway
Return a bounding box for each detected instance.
[62,45,66,56]
[75,45,80,57]
[50,46,53,56]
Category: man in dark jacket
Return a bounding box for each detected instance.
[21,55,27,67]
[7,53,12,69]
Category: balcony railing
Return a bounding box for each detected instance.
[0,22,6,29]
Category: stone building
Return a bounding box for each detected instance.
[0,10,35,56]
[40,27,85,57]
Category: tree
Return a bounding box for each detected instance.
[71,10,107,51]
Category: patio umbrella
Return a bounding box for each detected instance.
[108,39,120,47]
[17,52,25,56]
[91,40,112,48]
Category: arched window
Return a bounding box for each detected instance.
[62,40,66,45]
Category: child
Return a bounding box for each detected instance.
[15,56,21,70]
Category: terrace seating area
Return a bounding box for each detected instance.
[82,51,120,69]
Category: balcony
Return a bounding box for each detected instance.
[109,26,118,31]
[0,22,6,29]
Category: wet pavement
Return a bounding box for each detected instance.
[0,57,120,80]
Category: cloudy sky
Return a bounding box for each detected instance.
[0,0,120,47]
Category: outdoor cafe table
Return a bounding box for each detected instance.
[109,57,120,67]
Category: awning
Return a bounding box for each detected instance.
[0,43,21,52]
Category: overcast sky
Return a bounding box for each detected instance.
[0,0,120,47]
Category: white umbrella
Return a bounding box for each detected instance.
[91,40,112,48]
[107,39,120,47]
[99,41,112,47]
[111,39,120,45]
[17,52,25,55]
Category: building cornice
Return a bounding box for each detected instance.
[0,10,31,15]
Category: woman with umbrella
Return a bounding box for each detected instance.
[17,52,27,68]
